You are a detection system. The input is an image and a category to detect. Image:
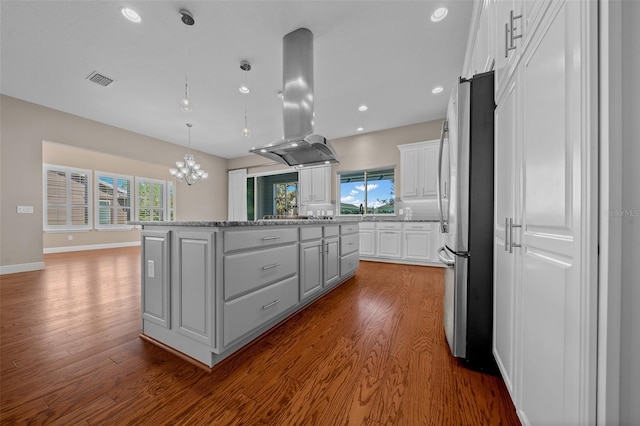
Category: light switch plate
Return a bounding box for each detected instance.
[17,206,34,214]
[147,260,155,278]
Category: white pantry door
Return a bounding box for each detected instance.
[516,1,597,424]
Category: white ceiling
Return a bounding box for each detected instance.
[0,1,473,159]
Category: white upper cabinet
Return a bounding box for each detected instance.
[467,0,496,78]
[398,140,443,201]
[299,165,331,204]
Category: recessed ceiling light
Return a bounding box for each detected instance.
[260,149,267,153]
[291,143,298,147]
[432,86,444,94]
[358,105,368,112]
[239,86,250,94]
[431,7,448,22]
[324,161,331,164]
[356,127,364,132]
[121,7,141,23]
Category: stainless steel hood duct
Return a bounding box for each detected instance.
[249,28,338,167]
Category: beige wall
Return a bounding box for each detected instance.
[227,119,444,201]
[1,95,228,269]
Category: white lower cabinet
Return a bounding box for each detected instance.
[359,221,443,266]
[403,223,435,262]
[358,222,376,257]
[223,275,299,347]
[340,224,360,277]
[324,237,340,287]
[299,240,323,299]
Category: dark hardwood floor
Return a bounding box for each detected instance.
[1,247,519,425]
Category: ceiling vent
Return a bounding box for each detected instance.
[86,71,115,87]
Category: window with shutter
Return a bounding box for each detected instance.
[95,172,133,229]
[43,164,92,231]
[136,178,166,222]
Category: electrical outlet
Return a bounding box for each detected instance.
[147,260,155,278]
[17,206,34,214]
[68,235,73,241]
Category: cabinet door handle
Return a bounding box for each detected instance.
[505,22,510,58]
[262,299,281,310]
[505,217,509,251]
[262,263,280,270]
[262,236,281,241]
[508,218,522,254]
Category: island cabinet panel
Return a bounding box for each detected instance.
[174,231,215,346]
[223,275,299,347]
[223,227,298,253]
[141,230,171,328]
[138,222,359,369]
[224,244,298,300]
[300,240,323,299]
[324,237,340,287]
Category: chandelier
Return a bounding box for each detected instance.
[240,60,252,138]
[169,123,208,185]
[179,9,194,112]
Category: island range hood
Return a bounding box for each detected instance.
[249,28,338,167]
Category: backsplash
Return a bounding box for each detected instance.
[301,199,443,221]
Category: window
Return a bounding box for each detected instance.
[95,172,133,229]
[43,164,92,231]
[274,182,298,215]
[339,168,395,215]
[136,178,166,222]
[167,181,175,221]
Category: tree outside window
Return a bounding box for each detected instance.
[274,182,298,215]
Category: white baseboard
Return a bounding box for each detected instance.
[0,261,46,275]
[43,241,140,254]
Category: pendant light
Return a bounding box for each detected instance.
[179,10,194,112]
[240,60,252,138]
[169,123,208,185]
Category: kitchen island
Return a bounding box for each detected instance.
[134,219,359,369]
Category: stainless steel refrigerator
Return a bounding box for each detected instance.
[437,71,497,373]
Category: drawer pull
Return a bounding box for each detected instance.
[262,263,280,270]
[262,236,281,241]
[348,242,354,246]
[262,299,281,310]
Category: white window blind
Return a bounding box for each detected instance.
[95,172,133,229]
[43,164,92,231]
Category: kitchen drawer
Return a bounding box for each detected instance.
[340,252,359,276]
[340,224,359,235]
[223,227,298,253]
[359,222,375,230]
[376,222,402,230]
[224,244,297,300]
[340,233,359,256]
[223,275,298,347]
[403,222,433,231]
[323,225,339,237]
[300,226,322,241]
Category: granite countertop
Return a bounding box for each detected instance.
[130,216,440,227]
[130,219,357,227]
